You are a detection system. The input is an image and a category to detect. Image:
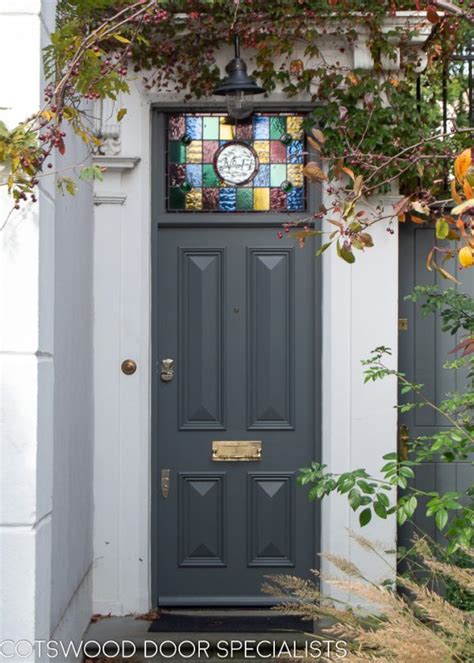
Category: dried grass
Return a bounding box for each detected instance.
[264,533,474,662]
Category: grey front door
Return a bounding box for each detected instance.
[154,227,318,605]
[398,224,474,547]
[152,109,320,606]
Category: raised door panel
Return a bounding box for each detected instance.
[247,473,295,567]
[179,249,225,429]
[247,249,294,430]
[179,473,226,567]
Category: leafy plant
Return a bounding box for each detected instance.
[299,288,474,553]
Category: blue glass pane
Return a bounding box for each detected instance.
[219,188,236,211]
[253,116,270,139]
[186,164,202,187]
[288,140,304,164]
[253,164,270,187]
[185,116,202,140]
[287,187,304,210]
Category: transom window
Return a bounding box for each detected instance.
[166,112,307,213]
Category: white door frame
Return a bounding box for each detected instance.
[92,80,399,615]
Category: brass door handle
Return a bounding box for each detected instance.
[399,425,410,461]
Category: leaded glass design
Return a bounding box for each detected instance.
[166,112,307,213]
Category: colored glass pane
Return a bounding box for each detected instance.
[254,188,270,211]
[270,164,286,188]
[236,188,253,210]
[169,141,186,163]
[203,117,219,139]
[166,113,307,213]
[287,164,304,187]
[270,116,286,139]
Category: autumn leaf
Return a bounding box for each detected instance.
[454,149,472,184]
[117,108,127,122]
[307,136,322,152]
[342,166,355,181]
[113,33,131,44]
[426,5,440,24]
[359,233,374,248]
[311,128,326,145]
[303,162,327,182]
[463,179,474,199]
[451,179,462,205]
[452,199,474,215]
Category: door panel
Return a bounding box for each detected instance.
[154,228,318,605]
[398,225,474,547]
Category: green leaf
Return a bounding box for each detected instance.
[113,33,131,44]
[359,508,372,527]
[340,243,355,264]
[399,466,415,479]
[377,492,390,508]
[435,218,449,240]
[374,501,387,519]
[435,508,448,531]
[357,480,375,494]
[315,241,333,257]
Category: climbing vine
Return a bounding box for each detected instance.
[2,1,474,270]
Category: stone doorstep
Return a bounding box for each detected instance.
[82,613,335,659]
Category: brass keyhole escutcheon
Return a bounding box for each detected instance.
[121,359,137,375]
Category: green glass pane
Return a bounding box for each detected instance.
[203,164,220,187]
[169,141,186,163]
[270,164,287,187]
[236,188,253,211]
[169,187,186,209]
[270,116,286,139]
[203,117,219,140]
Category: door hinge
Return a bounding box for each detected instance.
[398,318,409,331]
[161,469,171,498]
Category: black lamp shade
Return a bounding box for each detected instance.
[214,35,265,97]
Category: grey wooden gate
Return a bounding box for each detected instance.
[398,224,474,547]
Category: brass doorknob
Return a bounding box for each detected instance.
[121,359,137,375]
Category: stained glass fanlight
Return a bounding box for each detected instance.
[166,112,307,213]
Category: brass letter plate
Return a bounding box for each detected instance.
[212,441,262,462]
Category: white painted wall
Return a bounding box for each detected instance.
[0,1,94,658]
[92,17,428,612]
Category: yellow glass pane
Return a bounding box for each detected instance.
[186,190,203,210]
[287,116,303,139]
[253,140,270,164]
[186,141,202,163]
[288,164,303,187]
[219,118,235,141]
[254,188,270,211]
